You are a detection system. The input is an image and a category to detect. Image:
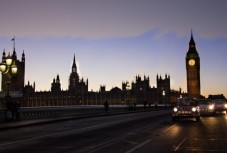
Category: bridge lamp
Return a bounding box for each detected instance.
[0,53,18,96]
[0,53,17,74]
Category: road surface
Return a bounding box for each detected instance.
[0,110,227,153]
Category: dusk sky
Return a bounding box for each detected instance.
[0,0,227,98]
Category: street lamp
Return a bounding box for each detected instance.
[126,81,132,110]
[0,52,18,95]
[162,90,165,107]
[126,82,130,104]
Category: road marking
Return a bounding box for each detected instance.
[177,138,227,152]
[125,139,151,153]
[124,141,137,144]
[163,124,176,133]
[174,138,186,151]
[0,118,130,148]
[0,111,170,148]
[89,137,125,153]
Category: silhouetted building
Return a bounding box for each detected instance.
[51,74,61,93]
[21,55,89,107]
[2,38,201,108]
[23,81,35,94]
[208,94,226,100]
[20,55,183,107]
[68,55,88,95]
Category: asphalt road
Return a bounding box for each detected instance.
[0,110,227,153]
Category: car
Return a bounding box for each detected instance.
[198,99,215,115]
[172,98,200,122]
[212,99,227,113]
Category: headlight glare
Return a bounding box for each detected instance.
[225,104,227,108]
[192,107,196,112]
[208,105,214,110]
[173,107,178,112]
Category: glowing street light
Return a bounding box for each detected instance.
[0,52,18,95]
[162,90,166,107]
[0,53,17,74]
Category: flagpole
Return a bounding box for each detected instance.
[13,36,15,50]
[11,36,15,50]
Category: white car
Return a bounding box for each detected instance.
[213,99,227,113]
[198,99,215,115]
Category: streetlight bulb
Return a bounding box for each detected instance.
[11,62,17,74]
[162,91,165,96]
[6,53,12,66]
[0,62,6,72]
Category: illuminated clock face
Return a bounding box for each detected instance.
[188,59,195,66]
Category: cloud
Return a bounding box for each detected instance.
[0,0,227,39]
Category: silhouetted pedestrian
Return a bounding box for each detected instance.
[104,100,109,114]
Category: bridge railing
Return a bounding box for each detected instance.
[19,105,150,120]
[1,104,171,121]
[19,105,104,120]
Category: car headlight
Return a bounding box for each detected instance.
[225,104,227,108]
[173,107,178,112]
[208,104,214,110]
[192,107,197,112]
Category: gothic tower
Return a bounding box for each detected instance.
[68,55,79,93]
[186,32,201,99]
[51,74,61,93]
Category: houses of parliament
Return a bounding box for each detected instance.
[0,34,203,108]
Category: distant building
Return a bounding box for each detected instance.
[2,39,201,108]
[208,94,226,100]
[68,55,88,95]
[21,55,88,107]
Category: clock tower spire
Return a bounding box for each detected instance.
[186,32,201,99]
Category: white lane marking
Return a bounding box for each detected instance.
[163,124,176,133]
[0,111,170,148]
[174,138,186,151]
[124,141,137,145]
[125,139,151,153]
[0,118,130,148]
[89,137,126,153]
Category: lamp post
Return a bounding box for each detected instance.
[0,52,18,95]
[162,90,165,107]
[0,52,17,121]
[126,82,132,110]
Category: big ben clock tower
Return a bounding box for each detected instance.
[186,32,201,99]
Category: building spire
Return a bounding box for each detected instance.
[22,50,25,62]
[189,29,195,47]
[72,54,77,73]
[73,54,76,65]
